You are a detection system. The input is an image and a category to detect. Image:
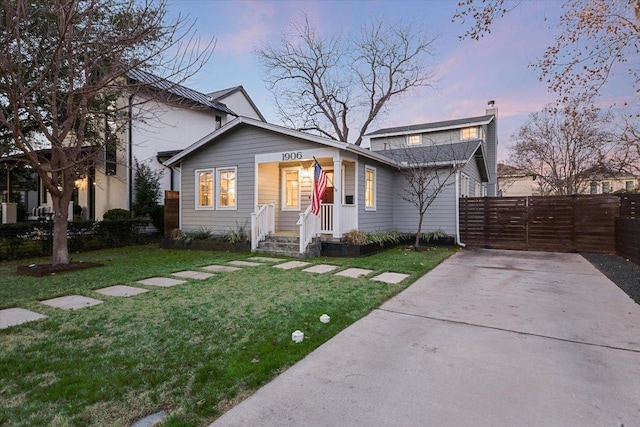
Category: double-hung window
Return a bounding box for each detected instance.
[196,169,214,209]
[365,166,376,211]
[217,167,237,210]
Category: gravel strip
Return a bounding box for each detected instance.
[582,252,640,305]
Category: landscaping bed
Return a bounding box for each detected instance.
[582,252,640,305]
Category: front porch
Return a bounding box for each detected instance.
[251,151,358,256]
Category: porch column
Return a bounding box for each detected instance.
[332,158,342,238]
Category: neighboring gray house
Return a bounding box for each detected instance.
[165,106,495,256]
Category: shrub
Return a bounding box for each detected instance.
[225,221,247,243]
[366,230,402,247]
[421,229,448,242]
[344,229,367,245]
[103,208,131,220]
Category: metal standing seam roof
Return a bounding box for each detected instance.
[126,69,236,115]
[366,114,495,137]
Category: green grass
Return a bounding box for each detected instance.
[0,244,456,426]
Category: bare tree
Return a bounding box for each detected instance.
[0,0,213,265]
[454,0,640,99]
[257,14,437,146]
[507,97,617,195]
[386,142,467,249]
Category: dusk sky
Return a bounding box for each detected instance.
[166,0,634,161]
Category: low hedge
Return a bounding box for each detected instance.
[0,219,154,260]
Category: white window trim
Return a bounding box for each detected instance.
[407,134,422,146]
[195,169,215,210]
[460,173,470,197]
[364,165,377,211]
[281,167,301,211]
[216,166,238,211]
[461,127,479,141]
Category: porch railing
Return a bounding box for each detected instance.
[250,202,275,250]
[320,204,333,233]
[297,205,319,254]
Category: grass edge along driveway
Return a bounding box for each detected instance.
[0,244,456,427]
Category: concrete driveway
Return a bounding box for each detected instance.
[210,249,640,427]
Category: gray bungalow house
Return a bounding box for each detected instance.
[165,105,496,256]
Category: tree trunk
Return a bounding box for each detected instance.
[50,185,72,266]
[414,212,424,250]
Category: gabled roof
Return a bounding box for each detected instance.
[207,86,266,122]
[164,116,396,168]
[126,69,236,115]
[164,116,488,179]
[366,114,495,138]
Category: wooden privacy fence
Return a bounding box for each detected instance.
[616,195,640,265]
[459,195,624,253]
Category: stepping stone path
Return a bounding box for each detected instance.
[136,277,187,287]
[171,271,215,280]
[41,295,103,310]
[3,257,411,330]
[228,260,263,267]
[303,264,339,274]
[274,261,311,270]
[202,265,241,272]
[95,285,148,297]
[0,308,48,329]
[335,268,373,278]
[370,272,410,284]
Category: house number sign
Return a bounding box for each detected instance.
[282,151,303,161]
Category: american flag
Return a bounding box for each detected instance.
[311,161,328,216]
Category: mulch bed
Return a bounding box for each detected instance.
[17,262,103,277]
[582,252,640,305]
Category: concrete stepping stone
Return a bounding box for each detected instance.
[172,270,215,280]
[274,261,311,270]
[131,410,167,427]
[247,256,283,263]
[335,268,373,278]
[41,295,103,310]
[136,277,187,287]
[302,264,339,274]
[229,260,263,267]
[95,285,149,297]
[370,272,410,284]
[202,265,241,272]
[0,308,48,329]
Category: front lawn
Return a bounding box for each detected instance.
[0,244,456,426]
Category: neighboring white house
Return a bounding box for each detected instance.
[165,105,496,256]
[23,70,265,221]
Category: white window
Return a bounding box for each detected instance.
[407,134,422,145]
[461,127,479,140]
[196,169,214,209]
[217,167,237,210]
[590,181,599,194]
[475,182,481,197]
[365,165,376,211]
[282,168,300,210]
[602,181,611,193]
[625,181,635,192]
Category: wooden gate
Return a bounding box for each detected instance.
[164,190,179,237]
[459,195,620,253]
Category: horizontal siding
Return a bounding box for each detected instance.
[393,172,457,235]
[358,160,395,232]
[370,129,464,151]
[180,125,333,234]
